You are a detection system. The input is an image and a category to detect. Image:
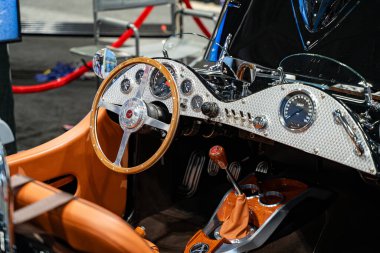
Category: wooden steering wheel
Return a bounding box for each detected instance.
[90,57,180,174]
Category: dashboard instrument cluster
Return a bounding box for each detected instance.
[102,58,378,176]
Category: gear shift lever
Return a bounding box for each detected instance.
[209,145,251,240]
[209,145,242,195]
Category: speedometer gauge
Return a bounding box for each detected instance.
[280,91,316,132]
[149,64,176,99]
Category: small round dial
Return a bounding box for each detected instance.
[180,79,193,95]
[280,91,315,131]
[120,78,132,94]
[191,95,203,112]
[135,69,145,84]
[149,64,176,99]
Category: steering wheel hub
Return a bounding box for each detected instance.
[119,97,147,131]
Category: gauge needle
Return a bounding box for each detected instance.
[285,108,303,119]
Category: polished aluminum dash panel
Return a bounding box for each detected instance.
[102,59,376,175]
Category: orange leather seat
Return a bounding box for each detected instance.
[15,180,158,253]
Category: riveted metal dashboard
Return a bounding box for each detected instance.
[102,58,377,175]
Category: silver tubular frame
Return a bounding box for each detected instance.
[0,144,14,253]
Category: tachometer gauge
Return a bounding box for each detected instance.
[135,69,145,84]
[280,91,316,131]
[149,64,176,99]
[191,95,203,112]
[180,79,193,95]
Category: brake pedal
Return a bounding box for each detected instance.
[179,150,206,198]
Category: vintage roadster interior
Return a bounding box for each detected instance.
[2,0,380,252]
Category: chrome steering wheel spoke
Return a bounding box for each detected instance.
[135,65,152,99]
[145,116,170,132]
[98,99,122,115]
[114,129,131,166]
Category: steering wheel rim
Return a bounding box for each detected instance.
[90,57,180,174]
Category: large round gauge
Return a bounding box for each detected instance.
[149,64,176,99]
[191,95,203,112]
[280,91,316,131]
[180,79,193,95]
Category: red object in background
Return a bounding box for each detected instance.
[161,24,168,33]
[12,6,154,94]
[12,0,212,94]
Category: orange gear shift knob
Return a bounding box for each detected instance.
[209,145,228,170]
[209,145,243,195]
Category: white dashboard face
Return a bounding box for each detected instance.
[102,59,377,175]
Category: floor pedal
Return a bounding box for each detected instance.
[179,150,206,198]
[227,161,241,182]
[207,159,219,176]
[255,161,270,174]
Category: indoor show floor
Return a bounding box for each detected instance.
[12,74,95,151]
[10,36,97,150]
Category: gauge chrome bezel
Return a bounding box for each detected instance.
[191,95,204,112]
[149,63,177,100]
[180,79,194,96]
[120,77,133,94]
[279,89,317,132]
[135,68,145,85]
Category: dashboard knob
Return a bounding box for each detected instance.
[253,116,268,130]
[201,102,219,118]
[180,102,187,110]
